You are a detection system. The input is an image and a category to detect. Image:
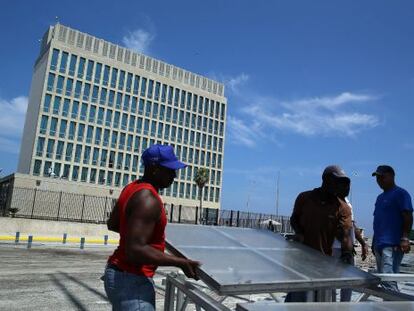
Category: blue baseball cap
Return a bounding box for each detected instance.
[141,144,187,170]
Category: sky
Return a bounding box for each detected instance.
[1,1,414,235]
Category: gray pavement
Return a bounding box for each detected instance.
[0,243,170,310]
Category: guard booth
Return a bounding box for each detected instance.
[162,224,414,310]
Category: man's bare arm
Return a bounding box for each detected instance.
[107,202,120,233]
[400,211,413,253]
[124,190,200,279]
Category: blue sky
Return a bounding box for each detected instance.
[1,1,414,235]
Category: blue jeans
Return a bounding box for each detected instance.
[374,246,404,292]
[104,265,155,311]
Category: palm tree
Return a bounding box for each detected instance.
[194,168,209,223]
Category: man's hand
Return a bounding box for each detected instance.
[361,244,368,261]
[400,239,411,253]
[179,259,201,280]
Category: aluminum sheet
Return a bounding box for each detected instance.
[165,224,379,295]
[236,302,414,311]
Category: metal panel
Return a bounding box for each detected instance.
[236,301,414,311]
[165,224,379,295]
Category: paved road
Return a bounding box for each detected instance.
[0,243,170,310]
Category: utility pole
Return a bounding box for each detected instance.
[276,171,280,217]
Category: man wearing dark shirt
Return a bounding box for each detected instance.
[286,165,353,302]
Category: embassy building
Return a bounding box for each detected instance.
[15,23,227,210]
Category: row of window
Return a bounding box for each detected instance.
[43,92,225,138]
[38,116,224,168]
[33,159,220,202]
[49,49,226,119]
[35,136,223,184]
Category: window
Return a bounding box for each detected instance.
[83,83,91,101]
[83,146,91,164]
[139,99,145,114]
[125,73,133,92]
[33,160,42,175]
[154,82,160,101]
[43,161,52,177]
[74,81,82,99]
[46,139,55,158]
[115,172,121,187]
[103,129,110,146]
[143,119,149,134]
[72,166,79,181]
[74,144,82,162]
[81,167,88,182]
[97,107,104,125]
[174,88,179,106]
[119,133,126,149]
[65,78,73,96]
[110,68,118,88]
[133,75,140,95]
[53,96,61,114]
[60,52,68,73]
[114,111,120,128]
[100,88,107,105]
[62,164,70,179]
[77,123,85,141]
[47,73,55,91]
[140,77,147,97]
[100,149,108,167]
[116,92,122,109]
[50,49,59,70]
[68,122,76,140]
[94,63,102,84]
[56,141,64,159]
[92,86,99,103]
[109,151,115,168]
[147,79,154,98]
[71,101,79,119]
[86,60,94,81]
[134,136,140,152]
[111,131,118,148]
[181,90,186,108]
[132,155,139,171]
[92,148,100,165]
[117,153,124,169]
[80,103,88,120]
[98,170,105,184]
[129,115,135,131]
[77,57,85,78]
[43,94,51,113]
[123,95,130,112]
[89,105,96,123]
[69,54,77,76]
[152,103,158,118]
[105,109,112,126]
[118,70,125,90]
[36,137,45,156]
[122,174,129,186]
[59,119,67,138]
[56,75,64,94]
[136,117,143,133]
[124,154,131,170]
[131,97,137,113]
[103,65,110,85]
[108,90,115,106]
[107,171,113,186]
[161,84,167,102]
[95,127,102,145]
[82,129,93,150]
[90,168,97,183]
[40,115,48,134]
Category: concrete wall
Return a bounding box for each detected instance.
[0,217,119,239]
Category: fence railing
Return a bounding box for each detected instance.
[0,186,293,232]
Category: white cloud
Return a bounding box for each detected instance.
[241,92,379,137]
[227,115,263,147]
[225,73,249,94]
[0,96,27,153]
[122,29,155,54]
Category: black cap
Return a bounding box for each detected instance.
[372,165,395,177]
[322,165,350,180]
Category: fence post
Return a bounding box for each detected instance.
[31,188,37,219]
[56,191,63,221]
[103,196,109,223]
[15,231,20,244]
[63,233,67,244]
[104,234,108,245]
[80,194,86,222]
[230,210,233,227]
[170,204,174,223]
[80,237,85,249]
[27,235,33,249]
[195,206,198,225]
[178,205,182,223]
[236,211,240,227]
[215,209,219,226]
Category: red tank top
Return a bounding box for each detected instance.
[108,181,167,277]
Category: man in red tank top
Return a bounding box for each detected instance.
[104,144,200,311]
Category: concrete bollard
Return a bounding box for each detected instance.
[15,232,20,244]
[27,235,33,249]
[62,233,67,244]
[104,235,108,245]
[80,237,85,249]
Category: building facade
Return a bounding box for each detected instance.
[18,23,227,209]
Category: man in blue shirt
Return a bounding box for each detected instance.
[372,165,413,291]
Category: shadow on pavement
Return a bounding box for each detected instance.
[59,271,108,301]
[50,274,88,311]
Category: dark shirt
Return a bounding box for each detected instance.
[290,188,353,256]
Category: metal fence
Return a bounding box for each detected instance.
[0,186,292,232]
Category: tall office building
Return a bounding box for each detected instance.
[18,23,227,210]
